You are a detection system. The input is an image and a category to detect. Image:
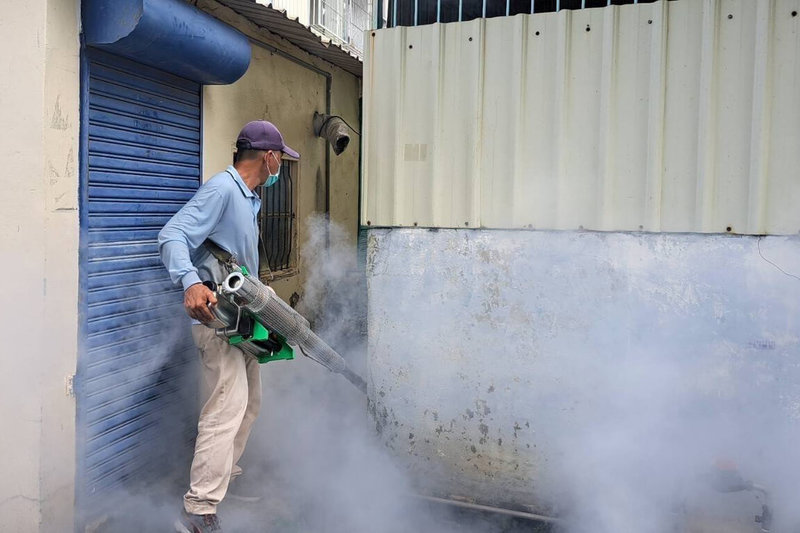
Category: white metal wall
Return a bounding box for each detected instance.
[362,0,800,235]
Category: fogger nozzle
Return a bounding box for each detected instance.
[221,270,367,394]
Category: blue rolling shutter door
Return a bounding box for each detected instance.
[78,48,200,509]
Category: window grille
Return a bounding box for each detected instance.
[347,0,371,54]
[384,0,662,27]
[312,0,370,57]
[259,160,296,273]
[313,0,346,41]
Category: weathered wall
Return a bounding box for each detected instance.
[0,0,80,531]
[39,0,81,524]
[366,228,800,515]
[198,0,362,310]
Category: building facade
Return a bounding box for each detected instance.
[0,0,362,530]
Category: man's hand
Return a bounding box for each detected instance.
[184,283,218,324]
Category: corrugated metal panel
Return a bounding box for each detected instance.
[362,0,800,235]
[216,0,364,76]
[77,48,198,513]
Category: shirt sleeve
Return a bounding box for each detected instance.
[158,184,227,290]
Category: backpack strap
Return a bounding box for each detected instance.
[203,238,237,270]
[203,237,273,283]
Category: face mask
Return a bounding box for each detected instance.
[265,152,280,188]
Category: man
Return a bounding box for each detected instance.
[159,121,300,533]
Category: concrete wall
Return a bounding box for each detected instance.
[198,0,362,313]
[0,0,80,531]
[366,228,800,518]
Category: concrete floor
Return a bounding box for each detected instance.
[89,472,770,533]
[94,471,554,533]
[98,491,553,532]
[222,496,554,533]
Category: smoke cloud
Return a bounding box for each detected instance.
[365,228,800,533]
[227,215,539,532]
[80,222,800,533]
[75,270,199,531]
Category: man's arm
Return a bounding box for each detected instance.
[158,184,227,323]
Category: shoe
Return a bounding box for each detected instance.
[174,509,223,532]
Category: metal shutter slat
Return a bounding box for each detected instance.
[78,47,199,517]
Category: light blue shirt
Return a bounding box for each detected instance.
[158,166,261,291]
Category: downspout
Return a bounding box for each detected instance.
[357,94,363,241]
[325,77,332,237]
[247,37,333,241]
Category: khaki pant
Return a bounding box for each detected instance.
[184,325,262,515]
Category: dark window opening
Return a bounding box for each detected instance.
[438,0,460,23]
[532,0,555,13]
[259,160,296,273]
[485,0,507,19]
[508,0,532,16]
[393,0,415,26]
[418,0,439,25]
[460,0,483,21]
[557,0,583,9]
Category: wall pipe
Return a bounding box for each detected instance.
[413,495,561,524]
[247,36,333,244]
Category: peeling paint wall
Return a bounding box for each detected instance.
[198,0,362,314]
[0,0,80,530]
[366,228,800,514]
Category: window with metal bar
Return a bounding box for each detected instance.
[386,0,662,27]
[259,159,296,274]
[312,0,371,57]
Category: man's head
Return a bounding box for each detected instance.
[234,121,300,187]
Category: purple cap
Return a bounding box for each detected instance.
[236,120,300,159]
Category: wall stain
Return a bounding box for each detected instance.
[48,162,60,184]
[64,147,75,178]
[50,96,70,130]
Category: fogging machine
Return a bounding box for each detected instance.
[202,266,366,394]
